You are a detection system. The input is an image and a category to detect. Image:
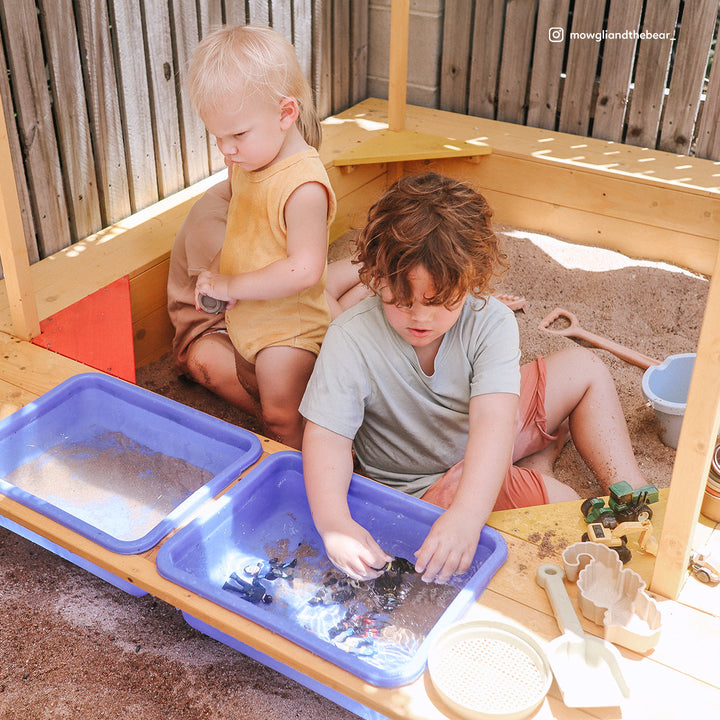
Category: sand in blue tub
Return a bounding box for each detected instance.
[0,374,263,556]
[3,430,213,542]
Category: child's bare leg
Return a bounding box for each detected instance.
[185,333,258,414]
[234,350,260,400]
[336,283,373,313]
[543,347,647,492]
[543,477,581,502]
[515,421,578,502]
[423,447,579,509]
[325,257,371,319]
[516,420,570,476]
[325,257,359,299]
[254,345,317,449]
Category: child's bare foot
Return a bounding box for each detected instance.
[516,420,571,476]
[494,294,526,312]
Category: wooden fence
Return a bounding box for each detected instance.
[439,0,719,155]
[0,0,365,273]
[0,0,718,278]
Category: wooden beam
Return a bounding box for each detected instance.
[651,244,720,598]
[0,90,39,340]
[388,0,409,131]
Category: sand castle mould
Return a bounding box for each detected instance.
[562,542,662,654]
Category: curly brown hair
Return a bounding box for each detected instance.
[355,173,507,308]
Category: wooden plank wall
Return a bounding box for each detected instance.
[444,0,720,156]
[1,0,718,280]
[0,0,366,278]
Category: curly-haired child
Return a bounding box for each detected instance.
[300,172,651,584]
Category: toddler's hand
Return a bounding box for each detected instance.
[195,270,235,310]
[321,521,392,582]
[413,507,481,584]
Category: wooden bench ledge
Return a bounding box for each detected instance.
[325,99,720,276]
[0,173,226,334]
[333,99,720,192]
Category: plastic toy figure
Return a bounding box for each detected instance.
[243,561,266,577]
[371,557,416,610]
[308,586,335,606]
[309,569,362,606]
[242,557,296,582]
[223,572,273,604]
[328,607,389,641]
[264,557,297,581]
[332,634,374,656]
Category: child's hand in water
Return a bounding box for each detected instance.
[413,506,481,584]
[320,520,392,582]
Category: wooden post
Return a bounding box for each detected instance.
[651,244,720,599]
[388,0,409,132]
[0,91,40,340]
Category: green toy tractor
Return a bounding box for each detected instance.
[581,481,659,525]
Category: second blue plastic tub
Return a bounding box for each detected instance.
[156,450,507,687]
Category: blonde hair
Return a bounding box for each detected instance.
[188,25,321,149]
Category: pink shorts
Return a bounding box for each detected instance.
[495,357,554,510]
[422,357,554,511]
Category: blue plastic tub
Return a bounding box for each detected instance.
[0,373,262,556]
[156,450,507,687]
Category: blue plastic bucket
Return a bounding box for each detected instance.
[641,353,696,449]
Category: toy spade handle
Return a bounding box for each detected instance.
[537,308,582,337]
[538,308,660,370]
[536,563,585,637]
[570,331,660,370]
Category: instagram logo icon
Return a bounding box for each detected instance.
[549,27,564,42]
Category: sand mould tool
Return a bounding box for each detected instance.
[536,563,631,708]
[538,308,660,370]
[188,267,228,315]
[562,542,662,654]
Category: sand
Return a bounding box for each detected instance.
[3,432,212,542]
[0,227,708,719]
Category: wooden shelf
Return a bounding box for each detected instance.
[333,128,491,168]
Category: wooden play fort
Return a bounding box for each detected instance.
[1,2,719,718]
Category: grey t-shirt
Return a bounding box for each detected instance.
[299,294,521,496]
